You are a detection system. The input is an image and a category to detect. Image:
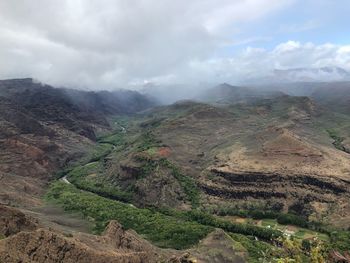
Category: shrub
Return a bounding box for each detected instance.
[46,182,211,249]
[159,208,282,241]
[329,230,350,253]
[276,214,308,228]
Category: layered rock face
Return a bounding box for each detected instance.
[113,98,350,225]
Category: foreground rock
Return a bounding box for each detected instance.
[189,229,247,263]
[0,204,37,237]
[0,205,247,263]
[0,220,162,263]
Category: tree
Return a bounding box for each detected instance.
[276,237,302,263]
[310,244,325,263]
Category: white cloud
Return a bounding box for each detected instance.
[1,1,349,88]
[183,41,350,84]
[0,0,294,88]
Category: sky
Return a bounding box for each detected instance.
[0,0,350,89]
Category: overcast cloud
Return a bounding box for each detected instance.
[0,0,349,89]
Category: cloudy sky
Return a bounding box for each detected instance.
[0,0,350,89]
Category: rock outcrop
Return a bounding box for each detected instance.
[0,220,162,263]
[0,204,37,237]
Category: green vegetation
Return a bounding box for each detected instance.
[134,131,201,207]
[327,129,348,152]
[46,181,211,249]
[48,113,350,261]
[134,155,160,178]
[68,172,132,202]
[205,202,283,217]
[84,143,114,163]
[137,132,161,151]
[329,230,350,253]
[54,143,113,179]
[158,208,282,241]
[276,213,308,228]
[46,181,285,259]
[98,132,125,146]
[160,159,200,208]
[66,160,133,202]
[60,125,134,202]
[205,205,311,229]
[229,233,278,263]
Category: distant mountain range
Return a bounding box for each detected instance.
[249,66,350,83]
[272,66,350,82]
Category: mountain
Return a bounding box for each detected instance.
[310,82,350,115]
[140,82,206,104]
[96,96,350,224]
[1,79,350,262]
[0,78,156,138]
[0,78,156,207]
[200,83,284,105]
[46,93,350,261]
[254,81,350,117]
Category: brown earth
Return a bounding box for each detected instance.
[0,204,38,237]
[0,220,160,263]
[0,78,155,207]
[106,96,350,226]
[0,204,246,263]
[2,79,350,261]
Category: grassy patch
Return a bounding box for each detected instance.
[294,230,306,238]
[84,143,114,163]
[98,133,125,146]
[69,177,133,203]
[230,233,279,263]
[329,230,350,254]
[327,129,347,152]
[158,208,282,241]
[276,213,308,228]
[261,219,277,227]
[137,132,161,151]
[145,147,158,156]
[67,162,132,203]
[134,154,201,208]
[46,181,282,249]
[160,159,200,208]
[205,205,314,229]
[46,181,212,249]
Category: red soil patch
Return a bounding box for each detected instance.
[158,147,171,157]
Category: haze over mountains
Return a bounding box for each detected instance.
[270,66,350,82]
[138,66,350,104]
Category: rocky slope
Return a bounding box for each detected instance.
[2,79,350,261]
[0,205,38,238]
[99,94,350,226]
[0,203,160,263]
[0,78,155,207]
[0,204,246,263]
